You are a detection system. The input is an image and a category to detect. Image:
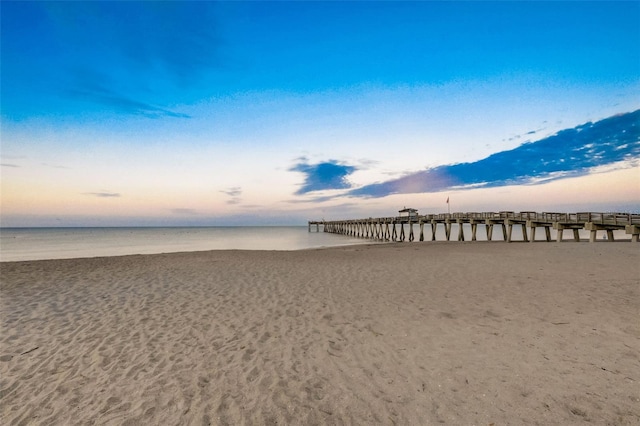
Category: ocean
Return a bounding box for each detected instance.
[0,226,377,262]
[1,224,625,262]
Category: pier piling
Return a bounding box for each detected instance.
[309,211,639,243]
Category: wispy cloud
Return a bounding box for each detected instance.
[48,2,222,81]
[286,194,341,204]
[170,208,198,215]
[68,87,190,118]
[289,159,358,195]
[41,162,71,169]
[220,187,242,197]
[1,154,25,168]
[83,191,121,198]
[220,187,242,205]
[346,110,640,199]
[15,2,220,118]
[504,126,547,143]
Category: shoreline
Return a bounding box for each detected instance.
[2,243,638,424]
[0,226,379,263]
[0,241,382,264]
[1,237,635,264]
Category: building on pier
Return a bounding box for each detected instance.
[398,207,419,220]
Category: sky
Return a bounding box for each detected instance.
[1,1,639,227]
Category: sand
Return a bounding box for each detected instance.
[1,242,638,425]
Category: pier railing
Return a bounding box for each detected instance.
[308,211,640,243]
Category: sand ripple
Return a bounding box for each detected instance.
[1,243,639,424]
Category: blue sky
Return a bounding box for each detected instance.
[1,1,639,226]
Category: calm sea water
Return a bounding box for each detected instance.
[0,227,378,262]
[1,225,625,262]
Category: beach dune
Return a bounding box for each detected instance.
[1,242,638,425]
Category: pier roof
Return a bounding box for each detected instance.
[398,207,418,213]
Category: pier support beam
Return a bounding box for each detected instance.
[308,222,322,232]
[527,221,552,242]
[444,219,452,241]
[485,220,507,241]
[505,220,528,243]
[553,223,582,242]
[456,219,465,241]
[585,222,624,242]
[626,225,640,242]
[470,220,482,241]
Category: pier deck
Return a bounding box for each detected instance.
[309,212,640,243]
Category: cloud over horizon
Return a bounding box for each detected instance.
[290,159,358,195]
[83,191,121,198]
[346,110,640,199]
[221,187,243,205]
[3,2,639,227]
[170,208,198,215]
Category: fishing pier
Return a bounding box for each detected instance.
[309,211,640,243]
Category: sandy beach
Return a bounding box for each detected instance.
[1,242,638,425]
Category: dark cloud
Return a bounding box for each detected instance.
[290,160,358,195]
[84,191,121,198]
[348,109,640,199]
[1,163,20,168]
